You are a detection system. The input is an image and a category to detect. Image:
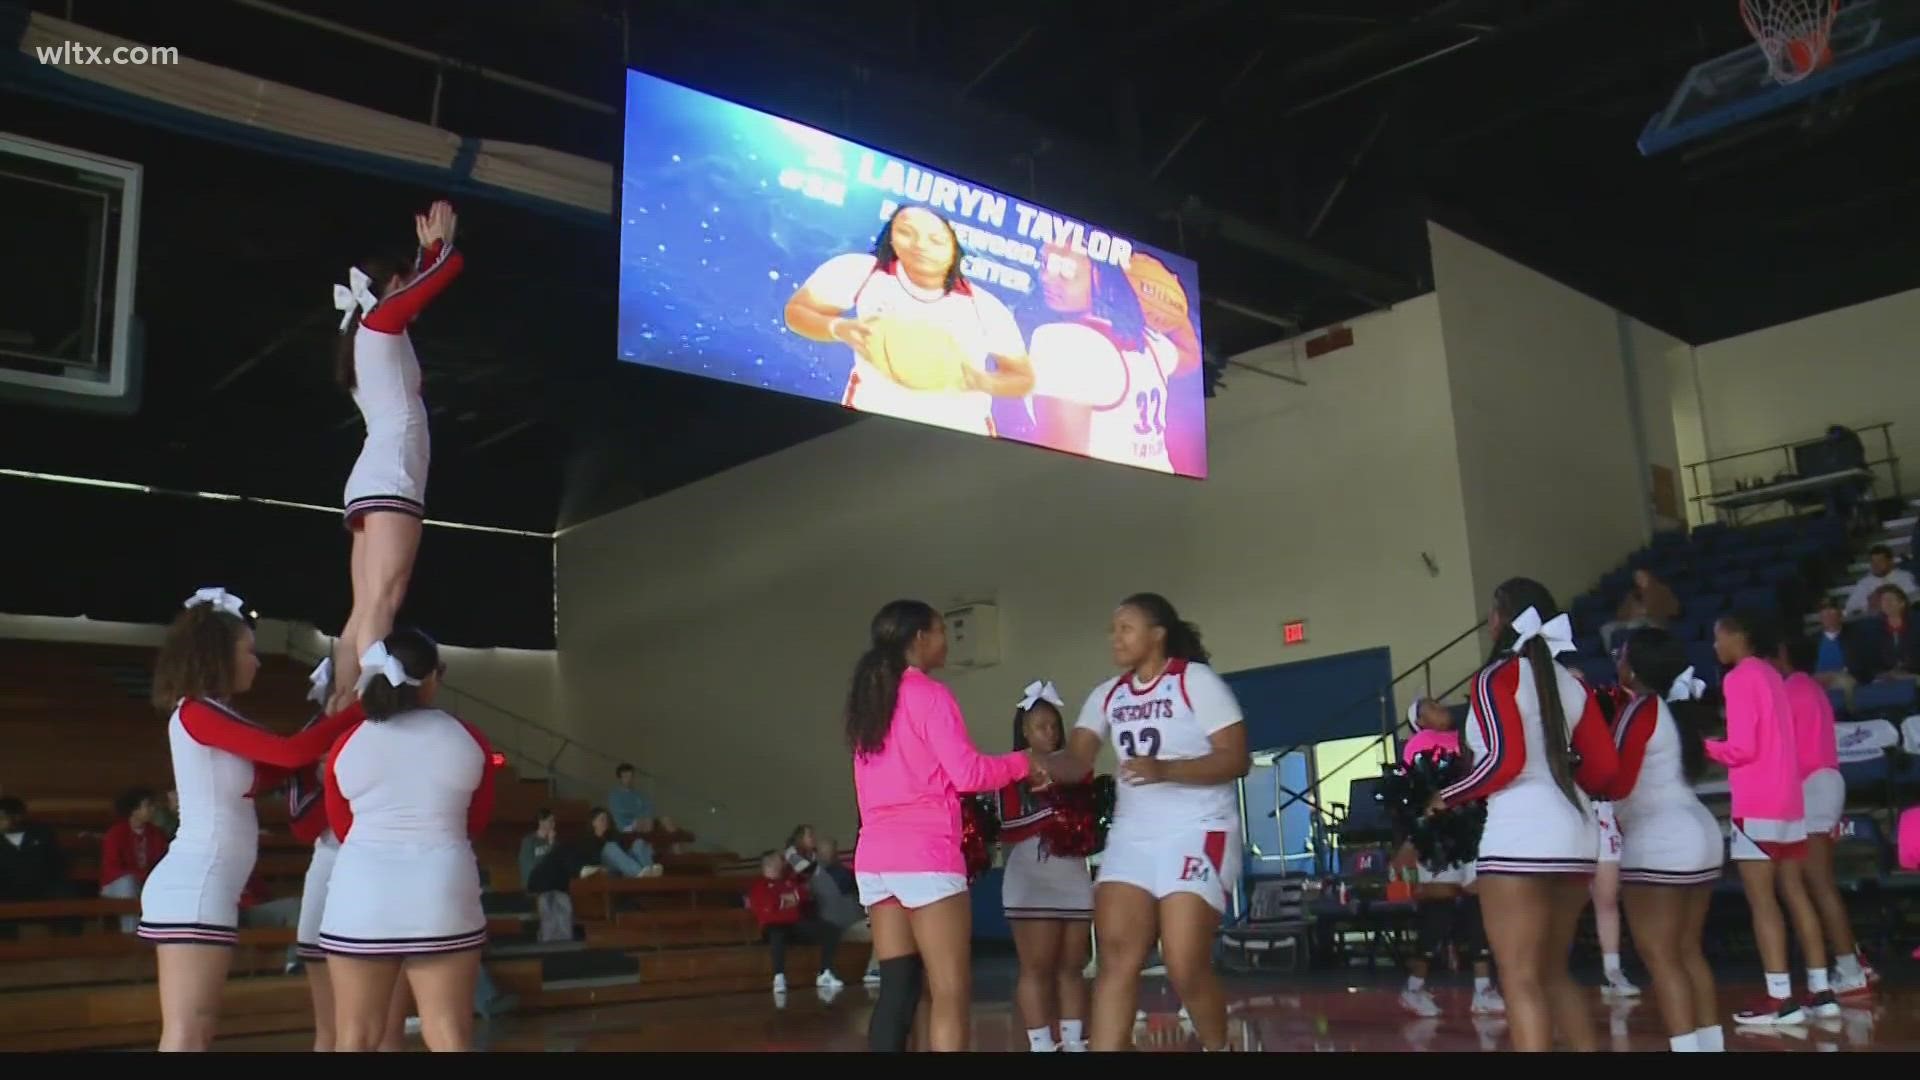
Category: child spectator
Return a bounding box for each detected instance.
[747,850,842,993]
[1810,599,1855,703]
[608,763,656,837]
[584,807,662,878]
[519,809,576,942]
[99,787,169,931]
[784,824,819,878]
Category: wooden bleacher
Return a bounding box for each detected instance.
[0,638,864,1050]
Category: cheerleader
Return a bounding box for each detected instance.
[1708,612,1837,1025]
[1397,698,1504,1019]
[998,680,1095,1052]
[290,660,410,1053]
[1607,628,1726,1052]
[845,600,1061,1052]
[1435,579,1618,1053]
[325,200,464,711]
[1059,593,1248,1053]
[1776,637,1870,997]
[139,589,363,1051]
[321,629,495,1052]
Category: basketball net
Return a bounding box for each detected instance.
[1740,0,1841,85]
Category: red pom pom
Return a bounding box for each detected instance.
[1039,780,1107,858]
[959,794,998,883]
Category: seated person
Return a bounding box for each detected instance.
[0,797,67,903]
[519,809,580,942]
[1811,598,1856,701]
[813,837,879,983]
[1846,584,1920,684]
[583,807,662,878]
[99,787,169,931]
[746,851,842,993]
[1601,569,1680,650]
[783,824,818,878]
[607,763,656,838]
[1843,545,1918,617]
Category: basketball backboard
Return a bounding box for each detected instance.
[1639,0,1920,156]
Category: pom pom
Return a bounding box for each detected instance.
[1038,775,1116,858]
[959,794,999,883]
[1376,750,1487,873]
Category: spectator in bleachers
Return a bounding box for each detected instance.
[584,807,662,878]
[1811,599,1856,703]
[1602,569,1680,651]
[812,838,874,980]
[518,809,576,942]
[1845,584,1920,685]
[99,787,169,932]
[784,824,819,878]
[1841,545,1916,617]
[747,850,843,993]
[608,763,657,838]
[0,796,66,902]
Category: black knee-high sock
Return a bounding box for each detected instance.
[1458,895,1489,966]
[868,955,924,1052]
[1416,900,1456,969]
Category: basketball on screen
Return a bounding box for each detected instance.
[868,318,969,392]
[1125,254,1191,333]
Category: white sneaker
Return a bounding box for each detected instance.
[863,968,882,985]
[1603,972,1642,999]
[772,974,787,993]
[1399,988,1441,1018]
[815,969,843,989]
[1062,1040,1089,1052]
[1830,968,1870,998]
[403,1016,422,1035]
[1471,988,1506,1015]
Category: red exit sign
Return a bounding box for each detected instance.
[1282,620,1307,645]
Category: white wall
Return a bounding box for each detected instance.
[1683,285,1920,497]
[1625,317,1686,527]
[556,295,1483,853]
[1430,223,1654,610]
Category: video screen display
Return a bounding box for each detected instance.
[617,70,1208,478]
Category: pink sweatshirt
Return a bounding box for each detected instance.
[1401,728,1460,766]
[1705,656,1804,822]
[1783,671,1840,777]
[852,668,1030,875]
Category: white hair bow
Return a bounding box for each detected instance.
[333,266,377,331]
[1666,666,1707,703]
[354,640,421,696]
[1018,680,1064,711]
[184,587,245,619]
[307,657,332,705]
[1509,606,1576,657]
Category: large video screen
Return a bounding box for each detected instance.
[617,70,1208,478]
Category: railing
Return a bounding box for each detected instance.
[283,634,736,852]
[1683,422,1897,518]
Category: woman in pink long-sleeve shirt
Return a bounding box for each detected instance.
[845,599,1051,1052]
[1777,637,1869,996]
[1709,612,1835,1026]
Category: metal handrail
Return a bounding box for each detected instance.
[1683,422,1897,506]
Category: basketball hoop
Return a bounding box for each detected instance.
[1740,0,1841,84]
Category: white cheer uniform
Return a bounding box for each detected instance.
[319,708,494,956]
[1439,655,1615,877]
[997,782,1093,920]
[1074,659,1243,912]
[1610,695,1725,886]
[342,240,462,526]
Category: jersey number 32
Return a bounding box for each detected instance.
[1117,727,1162,758]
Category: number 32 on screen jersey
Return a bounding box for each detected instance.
[1133,388,1165,436]
[1118,727,1161,758]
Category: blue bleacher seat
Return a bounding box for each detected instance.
[1711,569,1752,592]
[1784,539,1824,562]
[1827,687,1849,716]
[1757,563,1799,587]
[1576,634,1605,657]
[1689,593,1729,616]
[1685,644,1722,688]
[1576,657,1617,687]
[1670,618,1708,642]
[1729,586,1778,614]
[1851,679,1917,716]
[1731,548,1774,568]
[1652,529,1686,548]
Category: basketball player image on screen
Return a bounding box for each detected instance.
[783,205,1034,436]
[1027,243,1198,472]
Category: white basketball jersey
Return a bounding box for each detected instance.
[1085,330,1177,473]
[1075,659,1243,834]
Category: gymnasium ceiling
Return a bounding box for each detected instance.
[4,0,1918,533]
